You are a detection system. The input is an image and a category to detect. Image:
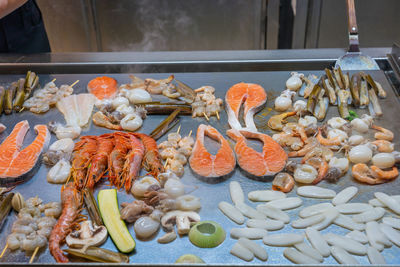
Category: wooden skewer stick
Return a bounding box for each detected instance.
[70,80,79,88]
[163,158,169,169]
[18,107,25,113]
[29,246,39,263]
[177,125,181,135]
[51,78,56,83]
[188,130,192,138]
[0,243,8,258]
[216,111,220,120]
[203,112,209,121]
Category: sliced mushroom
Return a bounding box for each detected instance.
[66,221,108,250]
[161,210,200,235]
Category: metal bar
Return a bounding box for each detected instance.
[89,0,102,52]
[266,0,280,49]
[259,0,268,49]
[292,0,309,48]
[305,0,322,48]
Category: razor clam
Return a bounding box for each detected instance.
[321,76,336,105]
[350,73,361,107]
[300,74,319,98]
[4,82,17,115]
[306,84,321,113]
[365,74,386,98]
[337,89,350,119]
[333,67,345,89]
[368,88,383,117]
[314,90,329,121]
[359,78,369,107]
[149,108,180,140]
[64,247,129,263]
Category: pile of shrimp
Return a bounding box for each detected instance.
[191,86,223,118]
[23,81,73,113]
[158,131,194,177]
[269,110,399,188]
[7,196,61,252]
[71,132,163,192]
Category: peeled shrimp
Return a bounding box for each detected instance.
[352,163,385,185]
[120,113,143,131]
[371,125,394,141]
[162,86,180,99]
[160,147,178,160]
[316,128,342,146]
[267,111,297,131]
[168,132,181,143]
[44,202,62,218]
[158,140,178,150]
[178,136,194,148]
[169,159,184,177]
[371,166,398,180]
[351,118,369,133]
[371,140,394,153]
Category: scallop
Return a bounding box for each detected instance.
[127,88,152,104]
[349,145,372,164]
[372,153,395,169]
[112,96,129,109]
[294,164,318,184]
[134,216,160,239]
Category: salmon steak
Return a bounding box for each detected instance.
[226,129,287,176]
[87,76,118,100]
[225,82,267,132]
[0,120,50,185]
[189,124,235,177]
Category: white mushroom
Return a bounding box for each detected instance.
[161,210,200,235]
[66,221,107,249]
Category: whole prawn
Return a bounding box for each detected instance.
[109,132,130,186]
[132,133,164,177]
[72,136,97,189]
[122,135,145,192]
[49,183,82,263]
[86,133,114,188]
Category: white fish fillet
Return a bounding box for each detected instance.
[248,190,286,202]
[375,192,400,215]
[345,230,368,244]
[256,205,290,223]
[218,201,245,225]
[292,213,325,229]
[294,242,323,262]
[230,242,254,261]
[334,214,365,231]
[246,219,284,231]
[265,197,302,210]
[238,238,268,261]
[367,246,386,264]
[380,223,400,247]
[336,203,373,214]
[353,207,385,223]
[382,216,400,230]
[236,202,266,219]
[231,228,268,239]
[230,181,244,205]
[299,203,333,218]
[56,94,95,127]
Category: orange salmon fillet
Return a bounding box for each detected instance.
[189,124,235,177]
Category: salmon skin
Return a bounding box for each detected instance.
[225,82,267,132]
[227,129,287,176]
[189,124,235,177]
[0,120,50,186]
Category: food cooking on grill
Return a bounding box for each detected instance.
[0,68,398,265]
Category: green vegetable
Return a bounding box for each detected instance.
[346,110,358,121]
[98,189,135,253]
[175,254,205,264]
[189,221,225,248]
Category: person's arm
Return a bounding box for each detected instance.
[0,0,28,19]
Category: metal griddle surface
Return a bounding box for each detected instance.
[0,70,399,265]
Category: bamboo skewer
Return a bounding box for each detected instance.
[29,246,40,263]
[188,130,192,138]
[0,243,8,258]
[216,111,220,120]
[51,78,56,83]
[177,125,181,135]
[70,80,79,88]
[163,158,169,169]
[203,112,209,121]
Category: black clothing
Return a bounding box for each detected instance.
[0,0,50,53]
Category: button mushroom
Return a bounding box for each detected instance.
[161,210,200,235]
[66,221,108,250]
